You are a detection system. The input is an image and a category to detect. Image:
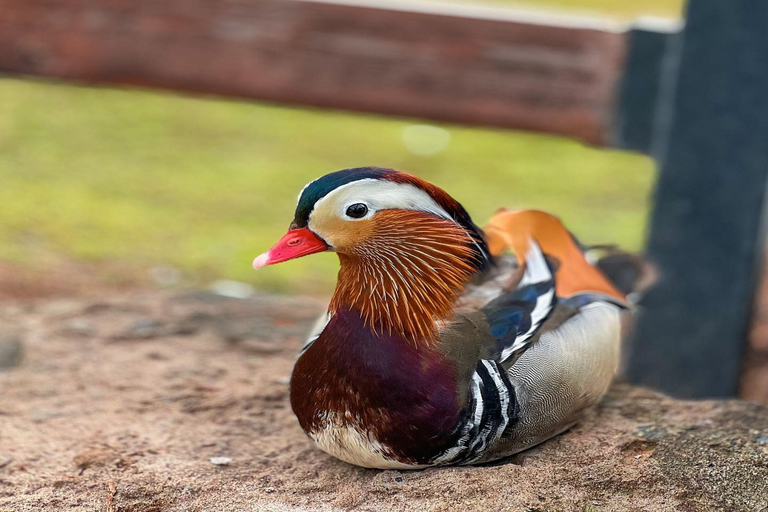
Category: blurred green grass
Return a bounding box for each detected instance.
[0,77,655,294]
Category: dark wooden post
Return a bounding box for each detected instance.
[614,21,681,154]
[625,0,768,397]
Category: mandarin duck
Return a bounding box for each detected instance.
[253,167,646,469]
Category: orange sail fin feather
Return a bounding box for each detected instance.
[484,209,627,303]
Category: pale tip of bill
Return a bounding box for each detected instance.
[252,252,271,270]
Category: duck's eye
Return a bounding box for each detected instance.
[345,203,368,219]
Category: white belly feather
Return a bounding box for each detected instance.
[309,413,425,469]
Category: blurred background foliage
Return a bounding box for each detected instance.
[0,0,682,295]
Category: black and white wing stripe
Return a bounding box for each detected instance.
[481,239,557,365]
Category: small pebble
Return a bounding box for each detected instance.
[111,320,166,341]
[129,320,165,339]
[150,265,182,287]
[395,477,403,483]
[239,339,283,355]
[756,436,768,445]
[637,424,667,441]
[209,457,232,466]
[31,409,62,423]
[0,334,23,370]
[210,280,254,299]
[67,318,94,336]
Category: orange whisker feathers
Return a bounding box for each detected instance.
[329,211,477,344]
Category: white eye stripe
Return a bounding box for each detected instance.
[310,179,454,223]
[303,177,491,264]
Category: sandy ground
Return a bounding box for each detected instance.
[2,256,766,405]
[1,290,767,512]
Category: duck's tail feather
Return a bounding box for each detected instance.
[483,209,632,305]
[583,245,657,304]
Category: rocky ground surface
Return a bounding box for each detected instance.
[1,290,767,512]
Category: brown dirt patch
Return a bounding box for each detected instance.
[1,291,767,511]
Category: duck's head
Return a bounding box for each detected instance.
[254,167,492,340]
[254,167,490,269]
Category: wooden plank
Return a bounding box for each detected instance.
[0,0,626,144]
[625,0,768,398]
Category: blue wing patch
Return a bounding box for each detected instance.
[481,240,557,364]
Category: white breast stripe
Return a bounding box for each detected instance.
[463,374,490,458]
[433,360,515,465]
[470,372,485,428]
[432,370,484,464]
[299,311,332,357]
[483,361,510,454]
[465,362,512,463]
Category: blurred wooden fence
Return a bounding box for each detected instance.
[0,0,628,143]
[1,0,767,398]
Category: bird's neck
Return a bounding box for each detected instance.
[328,216,481,342]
